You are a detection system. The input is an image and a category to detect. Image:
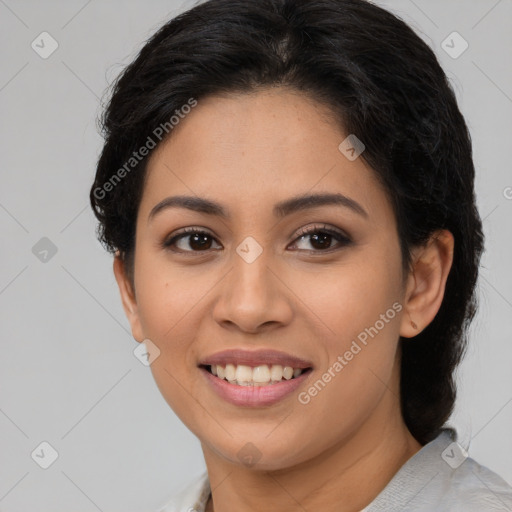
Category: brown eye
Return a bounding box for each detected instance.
[163,228,221,253]
[289,224,352,252]
[162,224,352,255]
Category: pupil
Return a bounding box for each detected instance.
[190,233,211,250]
[311,233,331,250]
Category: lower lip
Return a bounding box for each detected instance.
[200,366,312,407]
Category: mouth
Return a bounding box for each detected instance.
[197,348,314,406]
[200,363,313,386]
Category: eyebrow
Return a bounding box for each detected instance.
[148,192,368,222]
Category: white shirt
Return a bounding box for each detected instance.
[156,428,512,511]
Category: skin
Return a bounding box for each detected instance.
[114,87,454,512]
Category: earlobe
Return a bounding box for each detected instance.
[400,229,454,338]
[113,254,145,342]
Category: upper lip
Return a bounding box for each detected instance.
[199,349,313,369]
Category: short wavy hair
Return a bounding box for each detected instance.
[90,0,484,445]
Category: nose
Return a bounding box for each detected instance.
[212,245,293,334]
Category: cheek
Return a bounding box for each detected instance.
[134,252,211,342]
[299,252,402,342]
[132,265,205,406]
[296,253,402,393]
[294,280,401,442]
[134,269,204,423]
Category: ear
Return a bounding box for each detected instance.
[113,253,144,342]
[399,229,454,338]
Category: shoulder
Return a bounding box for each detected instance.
[439,455,512,511]
[364,428,512,512]
[156,470,210,512]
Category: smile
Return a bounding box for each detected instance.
[205,363,309,386]
[200,365,313,407]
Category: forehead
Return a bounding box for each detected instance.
[140,88,389,223]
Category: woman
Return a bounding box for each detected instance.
[90,0,512,510]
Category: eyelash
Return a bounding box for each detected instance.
[162,224,352,255]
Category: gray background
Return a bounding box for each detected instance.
[0,0,511,510]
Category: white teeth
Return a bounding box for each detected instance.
[270,364,283,381]
[282,366,294,380]
[252,365,270,383]
[208,363,307,385]
[235,364,253,384]
[225,363,236,381]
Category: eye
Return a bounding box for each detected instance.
[288,224,352,253]
[162,227,221,253]
[162,224,352,254]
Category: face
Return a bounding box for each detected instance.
[116,87,415,470]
